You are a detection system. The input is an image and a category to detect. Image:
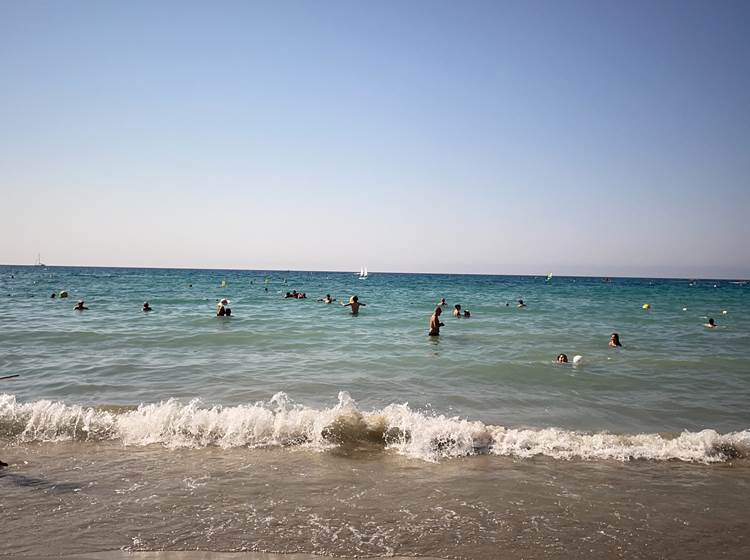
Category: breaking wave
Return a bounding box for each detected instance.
[1,392,748,463]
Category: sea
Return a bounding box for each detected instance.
[1,265,749,559]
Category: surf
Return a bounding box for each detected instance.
[1,392,747,464]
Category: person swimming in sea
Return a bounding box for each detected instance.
[453,304,462,317]
[609,333,622,347]
[517,299,527,308]
[216,298,230,316]
[556,353,569,363]
[142,302,152,312]
[705,318,717,328]
[439,297,446,307]
[74,300,88,311]
[343,295,366,315]
[318,294,336,304]
[50,292,56,299]
[429,306,444,336]
[463,309,471,317]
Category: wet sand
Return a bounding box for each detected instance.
[3,442,750,559]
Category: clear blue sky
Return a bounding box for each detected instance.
[2,0,749,277]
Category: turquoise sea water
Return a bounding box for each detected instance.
[1,265,748,440]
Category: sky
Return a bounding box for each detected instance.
[1,0,749,278]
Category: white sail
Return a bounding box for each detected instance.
[364,267,368,277]
[359,266,365,277]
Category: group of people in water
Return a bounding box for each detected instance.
[554,333,622,365]
[284,291,307,299]
[54,286,725,343]
[429,298,473,336]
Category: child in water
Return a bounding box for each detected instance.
[343,295,366,315]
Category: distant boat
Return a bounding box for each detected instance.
[359,266,368,279]
[35,253,46,267]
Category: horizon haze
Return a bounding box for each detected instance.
[2,1,749,278]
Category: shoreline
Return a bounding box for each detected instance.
[4,443,750,559]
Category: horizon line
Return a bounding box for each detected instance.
[1,262,747,282]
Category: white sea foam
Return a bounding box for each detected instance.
[1,392,748,464]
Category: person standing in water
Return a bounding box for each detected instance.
[343,295,365,315]
[429,306,444,336]
[609,333,622,347]
[142,302,153,312]
[705,318,717,328]
[216,298,230,316]
[453,304,462,317]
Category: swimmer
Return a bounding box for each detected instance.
[285,292,293,298]
[74,300,88,311]
[609,333,622,347]
[343,295,366,315]
[517,299,527,308]
[50,292,56,299]
[225,308,232,317]
[142,302,152,312]
[439,297,446,307]
[428,306,444,336]
[216,298,230,316]
[59,290,69,298]
[463,309,471,317]
[318,294,336,304]
[556,353,569,363]
[453,304,462,317]
[705,318,717,329]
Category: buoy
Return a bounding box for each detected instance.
[573,355,583,365]
[642,303,651,310]
[722,310,728,315]
[682,307,687,311]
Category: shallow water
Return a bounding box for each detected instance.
[2,443,750,559]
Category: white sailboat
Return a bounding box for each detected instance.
[35,253,46,267]
[359,266,368,279]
